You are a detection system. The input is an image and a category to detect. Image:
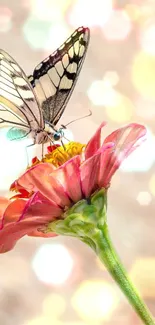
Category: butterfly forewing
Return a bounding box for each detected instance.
[0,50,44,131]
[29,26,90,126]
[0,26,90,145]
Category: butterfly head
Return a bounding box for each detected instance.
[42,123,65,143]
[53,128,65,142]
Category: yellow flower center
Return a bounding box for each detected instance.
[43,142,85,167]
[11,142,85,198]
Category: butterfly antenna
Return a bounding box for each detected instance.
[62,109,92,128]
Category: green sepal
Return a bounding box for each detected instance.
[47,188,107,245]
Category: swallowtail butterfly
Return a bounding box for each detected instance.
[0,26,90,144]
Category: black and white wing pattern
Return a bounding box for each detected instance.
[28,26,90,126]
[0,50,44,134]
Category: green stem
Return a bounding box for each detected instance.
[92,224,155,325]
[48,189,154,324]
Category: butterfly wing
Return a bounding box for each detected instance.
[0,50,44,134]
[7,127,30,140]
[28,26,90,126]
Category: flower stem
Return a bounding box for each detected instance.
[48,188,154,324]
[92,224,155,325]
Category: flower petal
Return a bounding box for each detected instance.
[81,154,101,197]
[85,122,106,159]
[99,123,146,187]
[21,192,62,222]
[17,163,55,192]
[2,199,26,225]
[18,163,70,207]
[0,220,55,253]
[81,143,112,197]
[0,197,10,221]
[0,192,62,253]
[51,156,82,202]
[27,230,57,238]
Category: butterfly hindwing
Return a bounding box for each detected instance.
[28,26,90,126]
[0,50,44,133]
[7,127,30,140]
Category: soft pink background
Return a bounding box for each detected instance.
[0,0,155,324]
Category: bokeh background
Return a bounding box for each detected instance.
[0,0,155,324]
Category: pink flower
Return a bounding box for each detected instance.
[0,122,146,253]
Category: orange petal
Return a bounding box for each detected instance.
[21,192,63,221]
[101,123,146,186]
[0,220,54,253]
[85,121,106,159]
[3,199,26,224]
[0,197,10,221]
[27,230,57,238]
[81,152,101,197]
[51,156,82,202]
[81,143,113,197]
[17,163,55,192]
[0,192,62,253]
[17,163,71,207]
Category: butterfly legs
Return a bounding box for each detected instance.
[25,142,35,167]
[61,139,66,150]
[41,143,44,160]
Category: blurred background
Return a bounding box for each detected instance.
[0,0,155,324]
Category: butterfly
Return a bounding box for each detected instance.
[0,26,90,145]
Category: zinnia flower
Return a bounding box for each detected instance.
[1,121,154,324]
[0,122,146,253]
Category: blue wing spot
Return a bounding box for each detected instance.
[7,128,28,141]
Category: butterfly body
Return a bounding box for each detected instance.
[6,122,64,144]
[31,123,64,144]
[30,127,52,145]
[0,26,90,145]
